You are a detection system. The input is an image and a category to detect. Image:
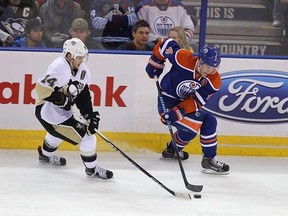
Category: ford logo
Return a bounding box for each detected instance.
[203,70,288,123]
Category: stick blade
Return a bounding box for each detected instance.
[174,192,192,200]
[186,184,203,193]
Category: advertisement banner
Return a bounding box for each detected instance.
[1,50,288,155]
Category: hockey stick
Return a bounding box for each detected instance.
[155,77,203,193]
[79,115,191,199]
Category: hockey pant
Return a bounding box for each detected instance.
[35,104,98,168]
[169,109,218,158]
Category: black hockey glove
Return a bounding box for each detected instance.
[58,95,74,111]
[146,55,165,78]
[85,111,100,135]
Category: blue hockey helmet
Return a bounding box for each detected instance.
[199,46,221,68]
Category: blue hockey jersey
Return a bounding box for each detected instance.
[149,38,221,115]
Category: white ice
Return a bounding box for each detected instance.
[0,149,287,216]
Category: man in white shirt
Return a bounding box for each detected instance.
[135,0,195,44]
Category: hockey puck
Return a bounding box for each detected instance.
[193,194,201,199]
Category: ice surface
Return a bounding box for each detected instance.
[0,149,287,216]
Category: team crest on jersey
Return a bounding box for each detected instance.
[154,16,175,37]
[76,122,86,131]
[1,18,26,37]
[176,80,201,98]
[200,79,208,86]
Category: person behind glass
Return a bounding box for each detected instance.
[90,0,138,50]
[12,18,47,48]
[74,0,90,21]
[64,18,103,49]
[0,0,39,42]
[39,0,82,47]
[168,26,194,53]
[135,0,195,45]
[0,28,13,45]
[273,0,283,27]
[0,0,8,7]
[118,19,153,51]
[35,0,46,8]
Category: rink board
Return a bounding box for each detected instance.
[1,50,288,156]
[0,130,287,157]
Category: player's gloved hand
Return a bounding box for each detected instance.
[85,111,100,135]
[146,55,165,78]
[161,106,185,125]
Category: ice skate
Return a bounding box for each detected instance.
[162,147,189,160]
[37,146,66,166]
[85,165,113,179]
[201,157,229,175]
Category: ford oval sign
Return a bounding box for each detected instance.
[203,70,288,123]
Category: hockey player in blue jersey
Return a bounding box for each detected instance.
[146,38,230,175]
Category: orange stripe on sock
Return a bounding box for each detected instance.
[200,137,217,144]
[173,133,186,146]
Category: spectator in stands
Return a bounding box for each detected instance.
[168,26,194,53]
[135,0,195,46]
[0,28,13,45]
[273,0,283,27]
[90,0,138,50]
[118,19,153,51]
[35,0,46,7]
[36,0,90,19]
[0,0,39,40]
[74,0,90,21]
[12,17,47,47]
[0,0,8,7]
[66,17,103,49]
[39,0,82,47]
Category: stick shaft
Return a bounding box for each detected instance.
[155,77,203,192]
[79,115,191,198]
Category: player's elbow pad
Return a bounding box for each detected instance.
[146,55,165,78]
[45,90,66,106]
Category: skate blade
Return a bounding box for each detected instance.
[160,157,177,160]
[201,168,230,175]
[160,157,188,161]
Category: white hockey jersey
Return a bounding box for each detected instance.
[35,56,91,124]
[135,0,194,42]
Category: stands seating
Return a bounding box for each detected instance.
[183,0,286,55]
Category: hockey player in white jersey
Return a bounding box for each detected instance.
[34,38,113,179]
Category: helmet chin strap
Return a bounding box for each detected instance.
[64,54,74,70]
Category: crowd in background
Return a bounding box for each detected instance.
[0,0,287,54]
[0,0,197,50]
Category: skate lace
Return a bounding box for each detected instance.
[49,155,62,166]
[211,159,225,168]
[178,151,184,159]
[95,165,108,178]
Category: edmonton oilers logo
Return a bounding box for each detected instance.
[154,16,175,37]
[204,70,288,123]
[176,80,201,98]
